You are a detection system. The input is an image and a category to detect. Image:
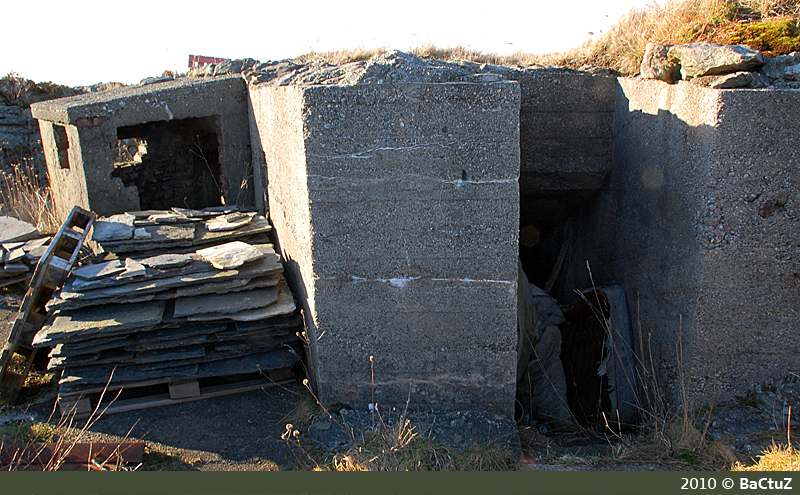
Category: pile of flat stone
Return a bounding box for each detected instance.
[0,216,51,288]
[33,207,303,413]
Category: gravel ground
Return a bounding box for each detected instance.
[2,285,798,471]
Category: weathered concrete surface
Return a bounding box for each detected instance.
[560,78,800,406]
[504,69,616,230]
[31,76,252,221]
[250,80,520,416]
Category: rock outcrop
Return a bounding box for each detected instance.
[639,42,681,83]
[640,41,800,89]
[669,42,764,79]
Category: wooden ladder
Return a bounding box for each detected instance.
[0,206,94,402]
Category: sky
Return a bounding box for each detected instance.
[5,0,656,87]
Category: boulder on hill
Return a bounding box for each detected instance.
[667,42,764,80]
[639,42,681,83]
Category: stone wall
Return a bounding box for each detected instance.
[0,102,46,176]
[561,78,800,405]
[250,81,521,415]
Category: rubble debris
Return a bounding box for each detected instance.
[196,241,263,269]
[90,208,269,254]
[637,42,800,88]
[34,208,303,416]
[669,43,764,80]
[71,259,125,280]
[639,42,681,83]
[0,219,53,288]
[91,213,135,242]
[0,216,44,244]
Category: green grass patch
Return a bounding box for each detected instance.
[727,17,800,53]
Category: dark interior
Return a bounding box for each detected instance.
[112,116,223,210]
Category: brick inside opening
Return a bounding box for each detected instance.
[53,124,70,169]
[112,116,224,210]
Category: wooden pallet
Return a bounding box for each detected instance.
[58,365,297,418]
[0,207,94,402]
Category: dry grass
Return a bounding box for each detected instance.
[282,380,515,471]
[732,408,798,471]
[0,160,59,233]
[295,1,799,76]
[732,442,800,470]
[296,47,389,65]
[536,0,800,73]
[1,72,81,108]
[296,44,544,68]
[326,418,515,471]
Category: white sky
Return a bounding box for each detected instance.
[4,0,655,87]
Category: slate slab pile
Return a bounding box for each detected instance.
[33,207,304,415]
[0,216,51,288]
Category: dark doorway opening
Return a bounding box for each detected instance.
[113,116,223,210]
[560,290,613,428]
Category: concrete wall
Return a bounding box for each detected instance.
[562,78,800,405]
[250,81,521,415]
[508,70,616,230]
[31,76,253,220]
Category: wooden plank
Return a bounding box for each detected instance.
[63,376,294,418]
[168,379,200,399]
[58,397,93,416]
[58,378,168,399]
[0,441,144,469]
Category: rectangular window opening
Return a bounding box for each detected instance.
[112,116,223,210]
[53,124,70,170]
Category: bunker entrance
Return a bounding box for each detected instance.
[517,190,635,431]
[112,116,224,210]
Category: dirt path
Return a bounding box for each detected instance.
[19,382,306,470]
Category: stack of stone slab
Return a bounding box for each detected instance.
[0,216,51,288]
[33,207,303,415]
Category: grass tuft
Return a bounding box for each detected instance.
[0,160,59,233]
[327,418,515,471]
[731,441,800,470]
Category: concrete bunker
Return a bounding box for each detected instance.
[26,51,800,438]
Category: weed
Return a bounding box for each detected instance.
[0,72,81,108]
[0,160,59,233]
[732,441,800,470]
[1,419,57,444]
[139,449,180,470]
[281,370,515,471]
[0,369,139,471]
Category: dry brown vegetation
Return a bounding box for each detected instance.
[539,0,800,74]
[0,72,81,108]
[298,0,800,75]
[0,161,59,233]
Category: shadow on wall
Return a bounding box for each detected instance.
[558,98,711,411]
